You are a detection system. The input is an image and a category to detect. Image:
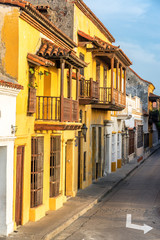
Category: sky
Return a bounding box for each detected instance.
[84,0,160,94]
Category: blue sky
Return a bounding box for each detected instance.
[84,0,160,94]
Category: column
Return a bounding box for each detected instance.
[60,60,65,122]
[120,65,122,92]
[116,61,119,90]
[111,57,114,103]
[104,120,113,174]
[69,65,73,99]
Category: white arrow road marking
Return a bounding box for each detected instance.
[126,214,153,234]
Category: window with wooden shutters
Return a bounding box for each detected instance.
[79,53,84,76]
[129,130,134,155]
[28,87,37,114]
[137,125,143,148]
[96,61,100,82]
[31,137,44,208]
[50,136,61,198]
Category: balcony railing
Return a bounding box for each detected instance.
[79,79,126,109]
[79,78,99,101]
[36,96,78,122]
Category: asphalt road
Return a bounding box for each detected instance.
[53,149,160,240]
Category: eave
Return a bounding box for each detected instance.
[75,0,115,43]
[27,53,55,67]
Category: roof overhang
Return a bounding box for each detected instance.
[27,53,55,67]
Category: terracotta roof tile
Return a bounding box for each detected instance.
[37,39,70,58]
[78,30,95,41]
[27,53,55,67]
[0,79,23,90]
[37,38,88,68]
[149,92,160,98]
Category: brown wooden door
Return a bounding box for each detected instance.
[15,146,24,226]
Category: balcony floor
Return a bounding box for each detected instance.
[91,103,125,111]
[34,120,82,131]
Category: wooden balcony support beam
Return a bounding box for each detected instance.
[76,69,80,101]
[60,59,65,97]
[69,65,73,99]
[111,57,114,104]
[124,68,126,105]
[116,61,119,90]
[120,65,122,92]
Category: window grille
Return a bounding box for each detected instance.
[50,136,61,198]
[31,137,44,208]
[83,152,86,181]
[129,130,134,155]
[137,125,143,148]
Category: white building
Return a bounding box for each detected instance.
[0,77,22,236]
[104,95,143,174]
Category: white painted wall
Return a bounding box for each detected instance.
[0,86,19,137]
[0,85,20,236]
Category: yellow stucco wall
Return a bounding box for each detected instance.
[1,6,19,79]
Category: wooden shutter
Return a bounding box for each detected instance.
[129,130,134,155]
[31,137,44,208]
[28,87,36,114]
[50,136,61,198]
[15,146,24,226]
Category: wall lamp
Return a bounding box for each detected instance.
[11,125,18,134]
[81,123,88,138]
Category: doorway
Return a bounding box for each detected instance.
[15,146,24,226]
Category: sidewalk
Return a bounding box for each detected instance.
[2,145,160,240]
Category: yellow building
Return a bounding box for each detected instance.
[0,0,87,233]
[30,0,132,187]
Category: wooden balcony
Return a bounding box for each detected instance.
[36,96,79,122]
[79,79,126,110]
[79,78,99,104]
[35,96,80,131]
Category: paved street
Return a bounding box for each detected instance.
[53,149,160,240]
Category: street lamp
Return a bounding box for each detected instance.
[81,123,88,138]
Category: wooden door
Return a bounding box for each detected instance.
[78,132,81,189]
[15,146,24,226]
[44,72,51,119]
[92,127,96,181]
